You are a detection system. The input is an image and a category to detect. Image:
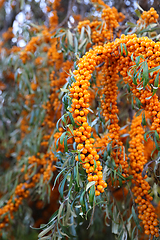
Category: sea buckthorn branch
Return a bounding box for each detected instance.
[137,7,159,27]
[69,47,107,196]
[78,1,125,46]
[129,112,159,238]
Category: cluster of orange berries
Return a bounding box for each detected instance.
[69,48,108,196]
[101,6,124,28]
[112,34,160,140]
[20,18,59,64]
[129,113,159,238]
[20,36,42,63]
[2,27,14,42]
[78,3,124,45]
[46,0,61,12]
[0,183,29,231]
[99,64,128,176]
[137,7,159,26]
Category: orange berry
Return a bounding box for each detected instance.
[93,175,98,181]
[80,154,85,160]
[95,190,100,196]
[98,174,103,180]
[103,182,107,188]
[81,117,87,122]
[79,126,85,132]
[74,109,79,115]
[94,154,99,160]
[83,122,88,128]
[84,163,90,169]
[97,185,104,192]
[88,154,93,160]
[75,137,80,143]
[145,230,150,235]
[86,126,91,132]
[90,138,95,143]
[88,175,93,182]
[89,166,94,172]
[80,111,84,116]
[81,135,87,141]
[77,144,84,150]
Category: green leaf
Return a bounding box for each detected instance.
[93,159,97,172]
[135,9,141,18]
[123,43,128,56]
[74,162,79,186]
[59,172,69,199]
[60,88,69,93]
[126,83,130,92]
[89,185,95,204]
[68,112,75,126]
[64,136,68,152]
[155,130,159,141]
[144,131,153,142]
[125,175,133,180]
[74,36,78,54]
[67,124,74,136]
[86,181,95,192]
[67,29,73,47]
[39,236,51,240]
[56,138,59,149]
[58,202,64,222]
[132,75,137,85]
[132,206,142,231]
[120,43,123,56]
[86,25,91,43]
[135,97,142,108]
[152,72,159,96]
[80,190,86,206]
[62,114,67,125]
[104,150,107,160]
[142,62,149,88]
[20,0,25,10]
[79,26,85,42]
[131,53,134,62]
[148,65,160,73]
[135,55,144,66]
[56,117,62,130]
[142,112,146,126]
[60,132,66,145]
[126,22,137,27]
[52,28,65,38]
[38,224,53,238]
[135,2,144,12]
[154,135,160,151]
[79,38,87,50]
[78,152,82,162]
[131,226,137,240]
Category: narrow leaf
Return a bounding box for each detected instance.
[132,206,142,231]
